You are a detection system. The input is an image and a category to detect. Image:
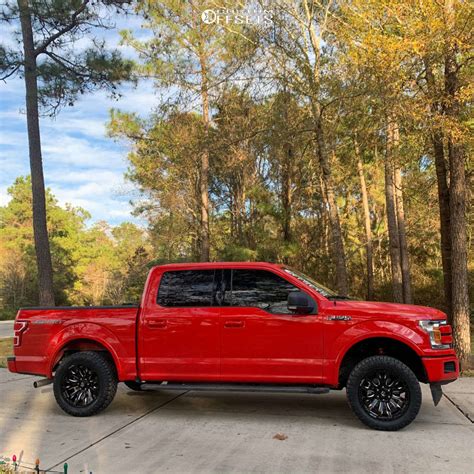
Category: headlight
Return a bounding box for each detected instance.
[419,320,450,349]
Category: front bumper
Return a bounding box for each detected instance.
[422,355,459,383]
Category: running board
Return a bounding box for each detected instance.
[140,382,330,394]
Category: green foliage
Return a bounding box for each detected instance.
[1,0,135,115]
[0,178,151,314]
[0,176,86,308]
[1,1,472,324]
[107,0,472,313]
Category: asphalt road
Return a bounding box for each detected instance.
[0,371,472,473]
[0,321,13,339]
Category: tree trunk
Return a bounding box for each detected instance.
[394,167,412,303]
[355,141,374,300]
[313,112,349,295]
[425,58,453,320]
[444,1,471,366]
[199,52,210,262]
[385,119,403,303]
[281,142,293,242]
[432,131,453,320]
[18,0,55,306]
[232,172,246,246]
[448,141,470,367]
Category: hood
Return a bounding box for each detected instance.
[332,300,447,320]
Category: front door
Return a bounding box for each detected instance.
[139,269,220,381]
[219,269,324,383]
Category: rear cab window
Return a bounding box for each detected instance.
[157,270,215,307]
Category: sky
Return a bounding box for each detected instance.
[0,10,155,227]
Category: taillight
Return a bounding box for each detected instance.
[14,321,28,347]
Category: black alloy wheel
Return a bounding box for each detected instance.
[61,364,100,407]
[358,370,409,420]
[346,355,422,431]
[54,351,117,417]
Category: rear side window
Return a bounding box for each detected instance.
[229,269,297,314]
[157,270,215,307]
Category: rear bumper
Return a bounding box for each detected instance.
[7,356,17,373]
[7,355,48,377]
[422,355,459,384]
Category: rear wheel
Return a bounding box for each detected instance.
[54,351,117,417]
[346,355,421,431]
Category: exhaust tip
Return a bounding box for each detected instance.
[33,378,53,388]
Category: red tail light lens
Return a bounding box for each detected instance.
[14,321,28,347]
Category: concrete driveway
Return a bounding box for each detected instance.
[0,320,13,339]
[0,370,472,474]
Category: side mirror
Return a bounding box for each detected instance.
[287,291,317,315]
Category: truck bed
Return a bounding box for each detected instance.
[10,306,140,380]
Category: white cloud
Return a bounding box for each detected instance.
[0,12,159,227]
[0,186,10,206]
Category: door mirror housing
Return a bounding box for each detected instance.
[287,291,317,315]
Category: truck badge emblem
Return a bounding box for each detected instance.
[328,315,352,321]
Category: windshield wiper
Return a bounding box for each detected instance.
[327,295,352,300]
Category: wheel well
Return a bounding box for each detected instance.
[338,337,427,388]
[52,339,117,374]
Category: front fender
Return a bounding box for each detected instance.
[47,322,125,379]
[326,320,424,386]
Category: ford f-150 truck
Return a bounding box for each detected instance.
[8,262,459,430]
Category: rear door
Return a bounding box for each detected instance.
[139,269,220,381]
[219,269,324,383]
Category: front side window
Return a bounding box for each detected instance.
[229,269,298,314]
[157,270,215,307]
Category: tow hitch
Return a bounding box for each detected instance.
[430,383,443,406]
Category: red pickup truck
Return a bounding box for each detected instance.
[8,262,459,430]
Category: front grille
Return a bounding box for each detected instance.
[444,361,456,373]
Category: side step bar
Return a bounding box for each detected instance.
[140,382,330,395]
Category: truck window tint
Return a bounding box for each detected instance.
[231,270,297,314]
[157,270,215,307]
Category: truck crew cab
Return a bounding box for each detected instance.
[8,262,459,430]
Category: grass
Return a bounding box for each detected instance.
[0,338,13,369]
[0,309,16,321]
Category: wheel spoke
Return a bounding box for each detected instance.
[61,363,99,408]
[358,369,410,421]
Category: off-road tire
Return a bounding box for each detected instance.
[346,355,422,431]
[54,351,117,417]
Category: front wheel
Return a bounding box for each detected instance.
[54,351,117,417]
[346,355,422,431]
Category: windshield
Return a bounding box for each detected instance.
[283,267,338,298]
